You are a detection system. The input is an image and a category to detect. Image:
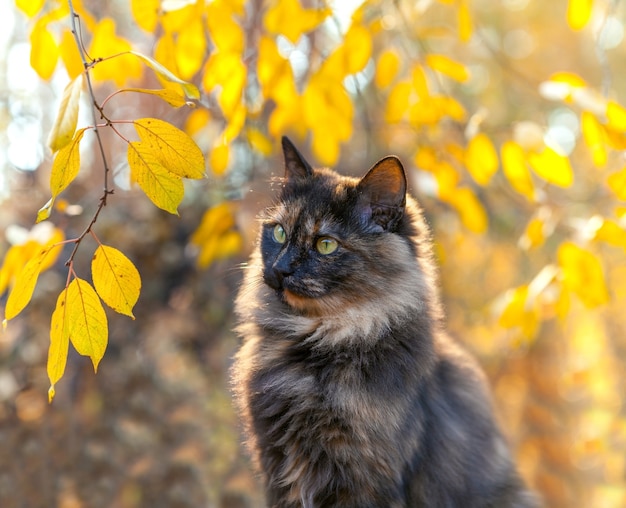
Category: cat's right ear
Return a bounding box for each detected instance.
[282,136,313,180]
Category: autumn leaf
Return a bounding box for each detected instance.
[127,141,185,214]
[458,0,473,42]
[206,0,245,53]
[4,242,65,324]
[89,18,142,86]
[16,0,46,17]
[132,118,205,179]
[441,187,488,234]
[210,140,230,175]
[191,202,242,269]
[528,146,574,188]
[130,51,200,100]
[0,225,64,297]
[375,49,400,89]
[48,288,70,402]
[30,18,60,80]
[385,81,412,123]
[501,140,535,200]
[122,88,188,107]
[567,0,593,31]
[92,245,141,318]
[65,278,108,372]
[174,16,206,80]
[38,128,87,223]
[558,242,609,308]
[202,51,247,117]
[47,75,84,152]
[581,111,607,167]
[425,54,470,83]
[607,167,626,200]
[606,101,626,132]
[498,285,540,340]
[130,0,160,33]
[263,0,331,44]
[59,29,83,80]
[465,133,499,186]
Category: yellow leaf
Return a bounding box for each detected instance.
[202,51,247,118]
[323,25,372,77]
[519,217,546,250]
[263,0,331,43]
[38,128,87,223]
[59,29,84,80]
[458,0,473,42]
[127,141,185,214]
[161,3,196,33]
[191,202,235,246]
[16,0,46,17]
[558,242,608,308]
[567,0,593,31]
[92,245,141,318]
[581,111,607,167]
[411,65,430,99]
[210,141,230,175]
[89,19,142,86]
[385,81,412,123]
[130,51,200,100]
[432,161,461,196]
[607,167,626,200]
[30,19,59,80]
[206,0,245,53]
[123,88,188,107]
[606,100,626,132]
[4,243,63,322]
[191,202,242,269]
[132,118,205,179]
[425,54,470,83]
[0,226,64,297]
[175,16,206,80]
[441,187,488,233]
[465,133,498,186]
[257,36,295,102]
[501,141,535,200]
[528,146,574,187]
[247,128,273,156]
[47,75,84,153]
[498,285,539,340]
[185,109,211,138]
[375,49,400,89]
[48,288,70,402]
[594,219,626,250]
[303,78,353,146]
[131,0,160,32]
[66,278,108,372]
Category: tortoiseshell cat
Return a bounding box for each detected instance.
[232,137,538,507]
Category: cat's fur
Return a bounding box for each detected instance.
[231,137,538,508]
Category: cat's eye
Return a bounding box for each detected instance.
[316,237,338,255]
[272,224,287,244]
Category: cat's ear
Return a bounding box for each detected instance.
[357,156,407,231]
[282,136,313,180]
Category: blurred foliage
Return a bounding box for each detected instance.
[1,0,626,506]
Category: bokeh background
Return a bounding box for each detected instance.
[1,0,626,506]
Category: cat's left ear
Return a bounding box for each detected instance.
[282,136,313,180]
[357,156,407,231]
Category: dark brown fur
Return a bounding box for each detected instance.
[231,138,538,507]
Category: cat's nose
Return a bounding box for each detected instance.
[265,257,295,290]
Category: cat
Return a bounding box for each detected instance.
[231,137,539,508]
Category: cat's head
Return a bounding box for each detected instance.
[259,137,424,317]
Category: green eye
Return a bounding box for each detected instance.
[273,224,287,244]
[316,237,338,255]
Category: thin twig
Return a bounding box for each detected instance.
[65,0,114,266]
